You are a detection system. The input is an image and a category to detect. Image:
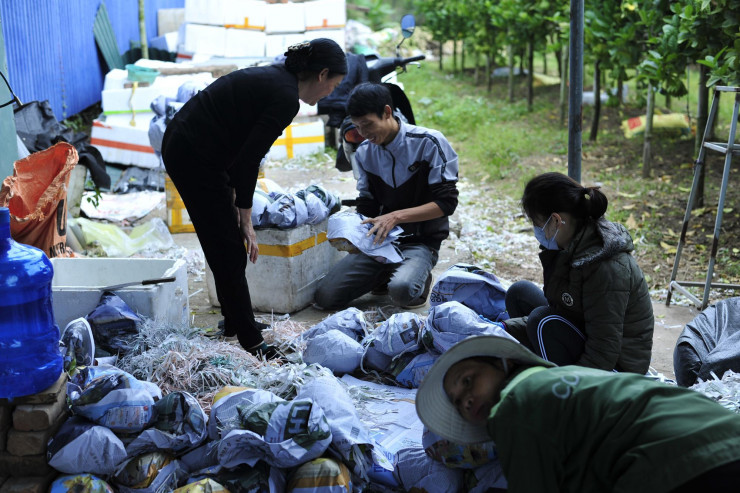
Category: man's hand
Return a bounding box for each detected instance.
[362,211,401,245]
[238,207,259,263]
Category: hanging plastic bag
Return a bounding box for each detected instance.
[0,142,77,258]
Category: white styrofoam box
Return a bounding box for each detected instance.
[90,116,160,169]
[225,0,266,29]
[264,2,306,33]
[302,28,346,50]
[184,23,226,56]
[102,69,214,115]
[225,28,266,58]
[304,0,346,30]
[265,33,307,58]
[267,119,325,160]
[185,0,225,25]
[51,258,189,331]
[150,32,180,52]
[297,100,318,117]
[205,220,346,313]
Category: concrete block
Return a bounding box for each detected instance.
[12,383,67,431]
[0,453,53,478]
[50,258,190,331]
[0,373,66,407]
[206,219,346,313]
[0,407,10,432]
[0,474,55,493]
[6,411,68,456]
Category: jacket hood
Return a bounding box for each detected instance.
[571,218,634,268]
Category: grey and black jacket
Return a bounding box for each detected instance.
[354,120,459,251]
[507,218,654,373]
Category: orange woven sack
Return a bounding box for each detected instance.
[0,142,78,258]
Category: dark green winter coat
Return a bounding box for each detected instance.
[488,366,740,493]
[506,218,654,373]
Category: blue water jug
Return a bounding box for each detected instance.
[0,207,62,398]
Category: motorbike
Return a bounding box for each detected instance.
[317,14,425,176]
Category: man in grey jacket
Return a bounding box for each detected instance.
[315,83,459,309]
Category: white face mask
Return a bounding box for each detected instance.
[533,215,564,250]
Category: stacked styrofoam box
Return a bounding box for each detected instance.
[90,117,160,169]
[0,373,69,491]
[303,0,346,49]
[96,69,215,168]
[267,119,325,160]
[184,0,268,58]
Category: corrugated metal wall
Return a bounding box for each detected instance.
[0,0,184,121]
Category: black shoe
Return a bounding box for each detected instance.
[247,342,281,360]
[403,273,433,309]
[217,319,269,337]
[217,319,236,338]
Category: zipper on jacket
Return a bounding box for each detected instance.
[383,146,397,187]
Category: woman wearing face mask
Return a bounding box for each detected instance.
[502,172,654,373]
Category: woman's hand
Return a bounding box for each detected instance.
[238,207,259,263]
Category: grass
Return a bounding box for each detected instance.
[400,63,569,195]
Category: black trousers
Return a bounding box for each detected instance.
[505,280,585,366]
[162,142,262,350]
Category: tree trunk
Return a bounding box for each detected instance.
[665,94,671,111]
[642,84,655,178]
[589,61,601,141]
[474,51,480,85]
[439,42,443,71]
[543,47,547,75]
[139,0,148,59]
[508,45,515,102]
[527,41,534,111]
[617,77,624,108]
[694,65,709,207]
[461,39,465,73]
[453,39,458,74]
[560,43,568,125]
[487,53,493,93]
[555,44,562,79]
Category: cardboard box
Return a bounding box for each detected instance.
[267,119,325,160]
[51,258,189,330]
[205,220,346,313]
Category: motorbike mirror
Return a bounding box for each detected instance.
[401,14,416,38]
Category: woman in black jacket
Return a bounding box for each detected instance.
[503,172,654,373]
[162,39,346,359]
